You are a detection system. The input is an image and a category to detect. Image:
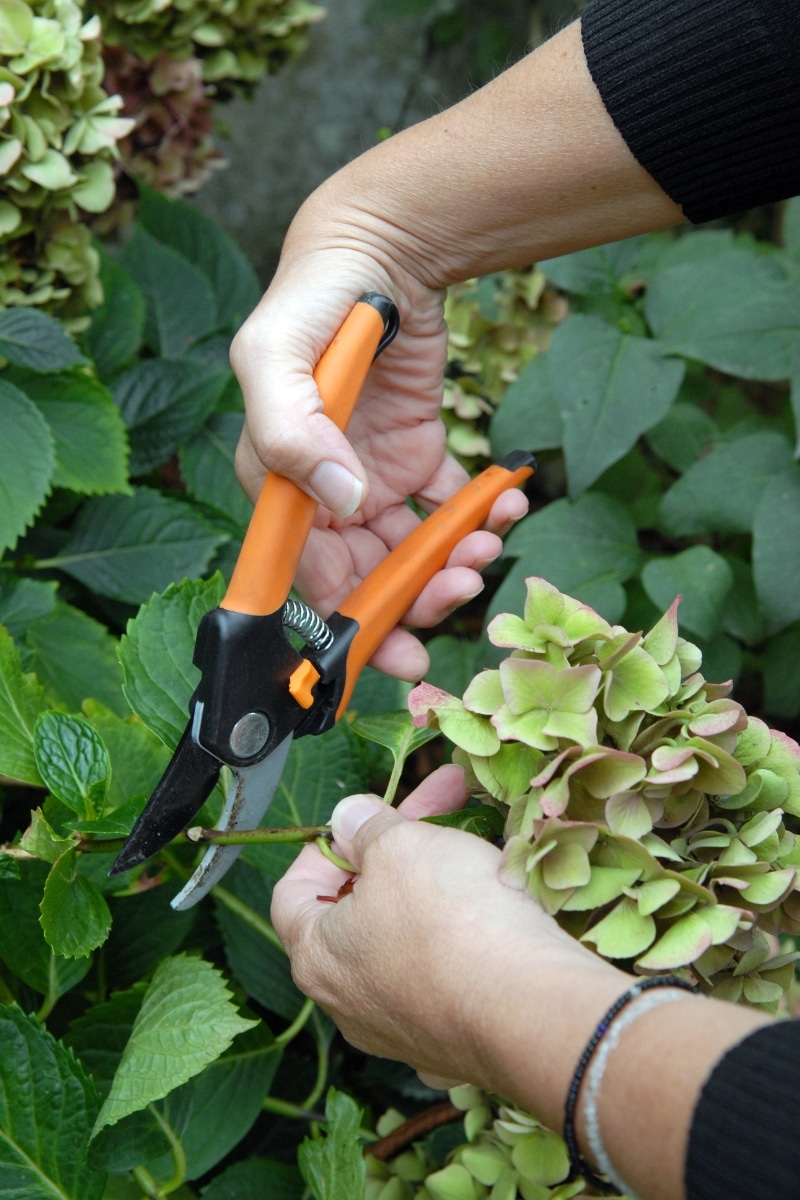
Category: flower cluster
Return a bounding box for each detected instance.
[0,0,134,313]
[410,577,800,1003]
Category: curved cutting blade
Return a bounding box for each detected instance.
[170,732,294,910]
[110,724,221,875]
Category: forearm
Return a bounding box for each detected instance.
[276,21,683,299]
[471,945,769,1200]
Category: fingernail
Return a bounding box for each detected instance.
[309,461,363,518]
[331,794,385,843]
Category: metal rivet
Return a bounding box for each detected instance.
[229,712,270,759]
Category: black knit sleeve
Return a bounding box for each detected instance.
[685,1021,800,1200]
[580,0,800,223]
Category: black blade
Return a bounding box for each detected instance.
[110,724,221,875]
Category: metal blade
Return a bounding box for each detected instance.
[170,732,294,911]
[109,724,221,875]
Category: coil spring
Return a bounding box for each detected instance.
[283,598,334,652]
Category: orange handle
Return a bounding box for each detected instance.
[222,297,394,615]
[333,454,535,717]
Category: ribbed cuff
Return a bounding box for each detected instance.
[685,1022,800,1199]
[581,0,800,223]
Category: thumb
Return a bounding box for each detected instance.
[330,794,404,866]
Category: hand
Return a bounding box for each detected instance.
[271,765,599,1094]
[231,255,527,679]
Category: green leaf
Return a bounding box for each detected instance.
[138,188,261,330]
[0,860,91,996]
[645,248,800,380]
[0,574,57,639]
[548,315,684,497]
[180,411,253,527]
[214,862,304,1021]
[659,430,794,536]
[752,466,800,634]
[422,804,505,840]
[0,306,87,370]
[0,1003,106,1199]
[494,493,640,628]
[83,701,171,812]
[119,573,225,748]
[201,1159,304,1200]
[40,846,112,958]
[642,546,734,640]
[119,226,218,358]
[645,401,718,473]
[92,954,257,1136]
[489,354,562,457]
[0,381,56,554]
[0,624,47,784]
[34,711,110,816]
[540,238,645,295]
[783,197,800,258]
[761,627,800,717]
[84,251,147,378]
[65,984,147,1101]
[298,1088,366,1200]
[20,370,130,495]
[41,488,227,605]
[24,602,127,716]
[351,710,439,797]
[112,358,229,476]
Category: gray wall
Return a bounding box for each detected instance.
[194,0,578,284]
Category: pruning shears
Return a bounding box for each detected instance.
[110,293,535,910]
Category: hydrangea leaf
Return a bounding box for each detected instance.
[643,545,733,641]
[0,624,48,785]
[119,573,225,749]
[40,846,112,958]
[580,897,656,958]
[33,711,110,817]
[92,954,257,1136]
[24,602,127,717]
[0,306,87,370]
[0,1003,106,1200]
[0,381,56,555]
[298,1088,366,1200]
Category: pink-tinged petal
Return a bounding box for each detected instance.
[687,700,747,738]
[529,747,582,788]
[541,774,571,817]
[408,682,456,726]
[651,743,697,771]
[543,707,599,749]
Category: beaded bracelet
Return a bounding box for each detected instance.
[563,975,699,1196]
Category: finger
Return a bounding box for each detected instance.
[396,764,468,819]
[328,792,408,866]
[271,842,350,945]
[417,1072,464,1091]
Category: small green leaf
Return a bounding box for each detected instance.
[84,700,171,811]
[119,226,218,358]
[20,807,72,863]
[201,1159,304,1200]
[298,1088,366,1200]
[40,847,112,958]
[0,624,48,785]
[34,711,110,816]
[548,315,684,497]
[422,804,505,840]
[0,381,56,555]
[0,574,57,639]
[92,954,257,1136]
[0,1004,106,1199]
[113,357,229,476]
[0,306,87,370]
[540,238,644,296]
[119,573,226,748]
[352,709,439,802]
[645,402,717,473]
[642,546,734,640]
[42,488,227,605]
